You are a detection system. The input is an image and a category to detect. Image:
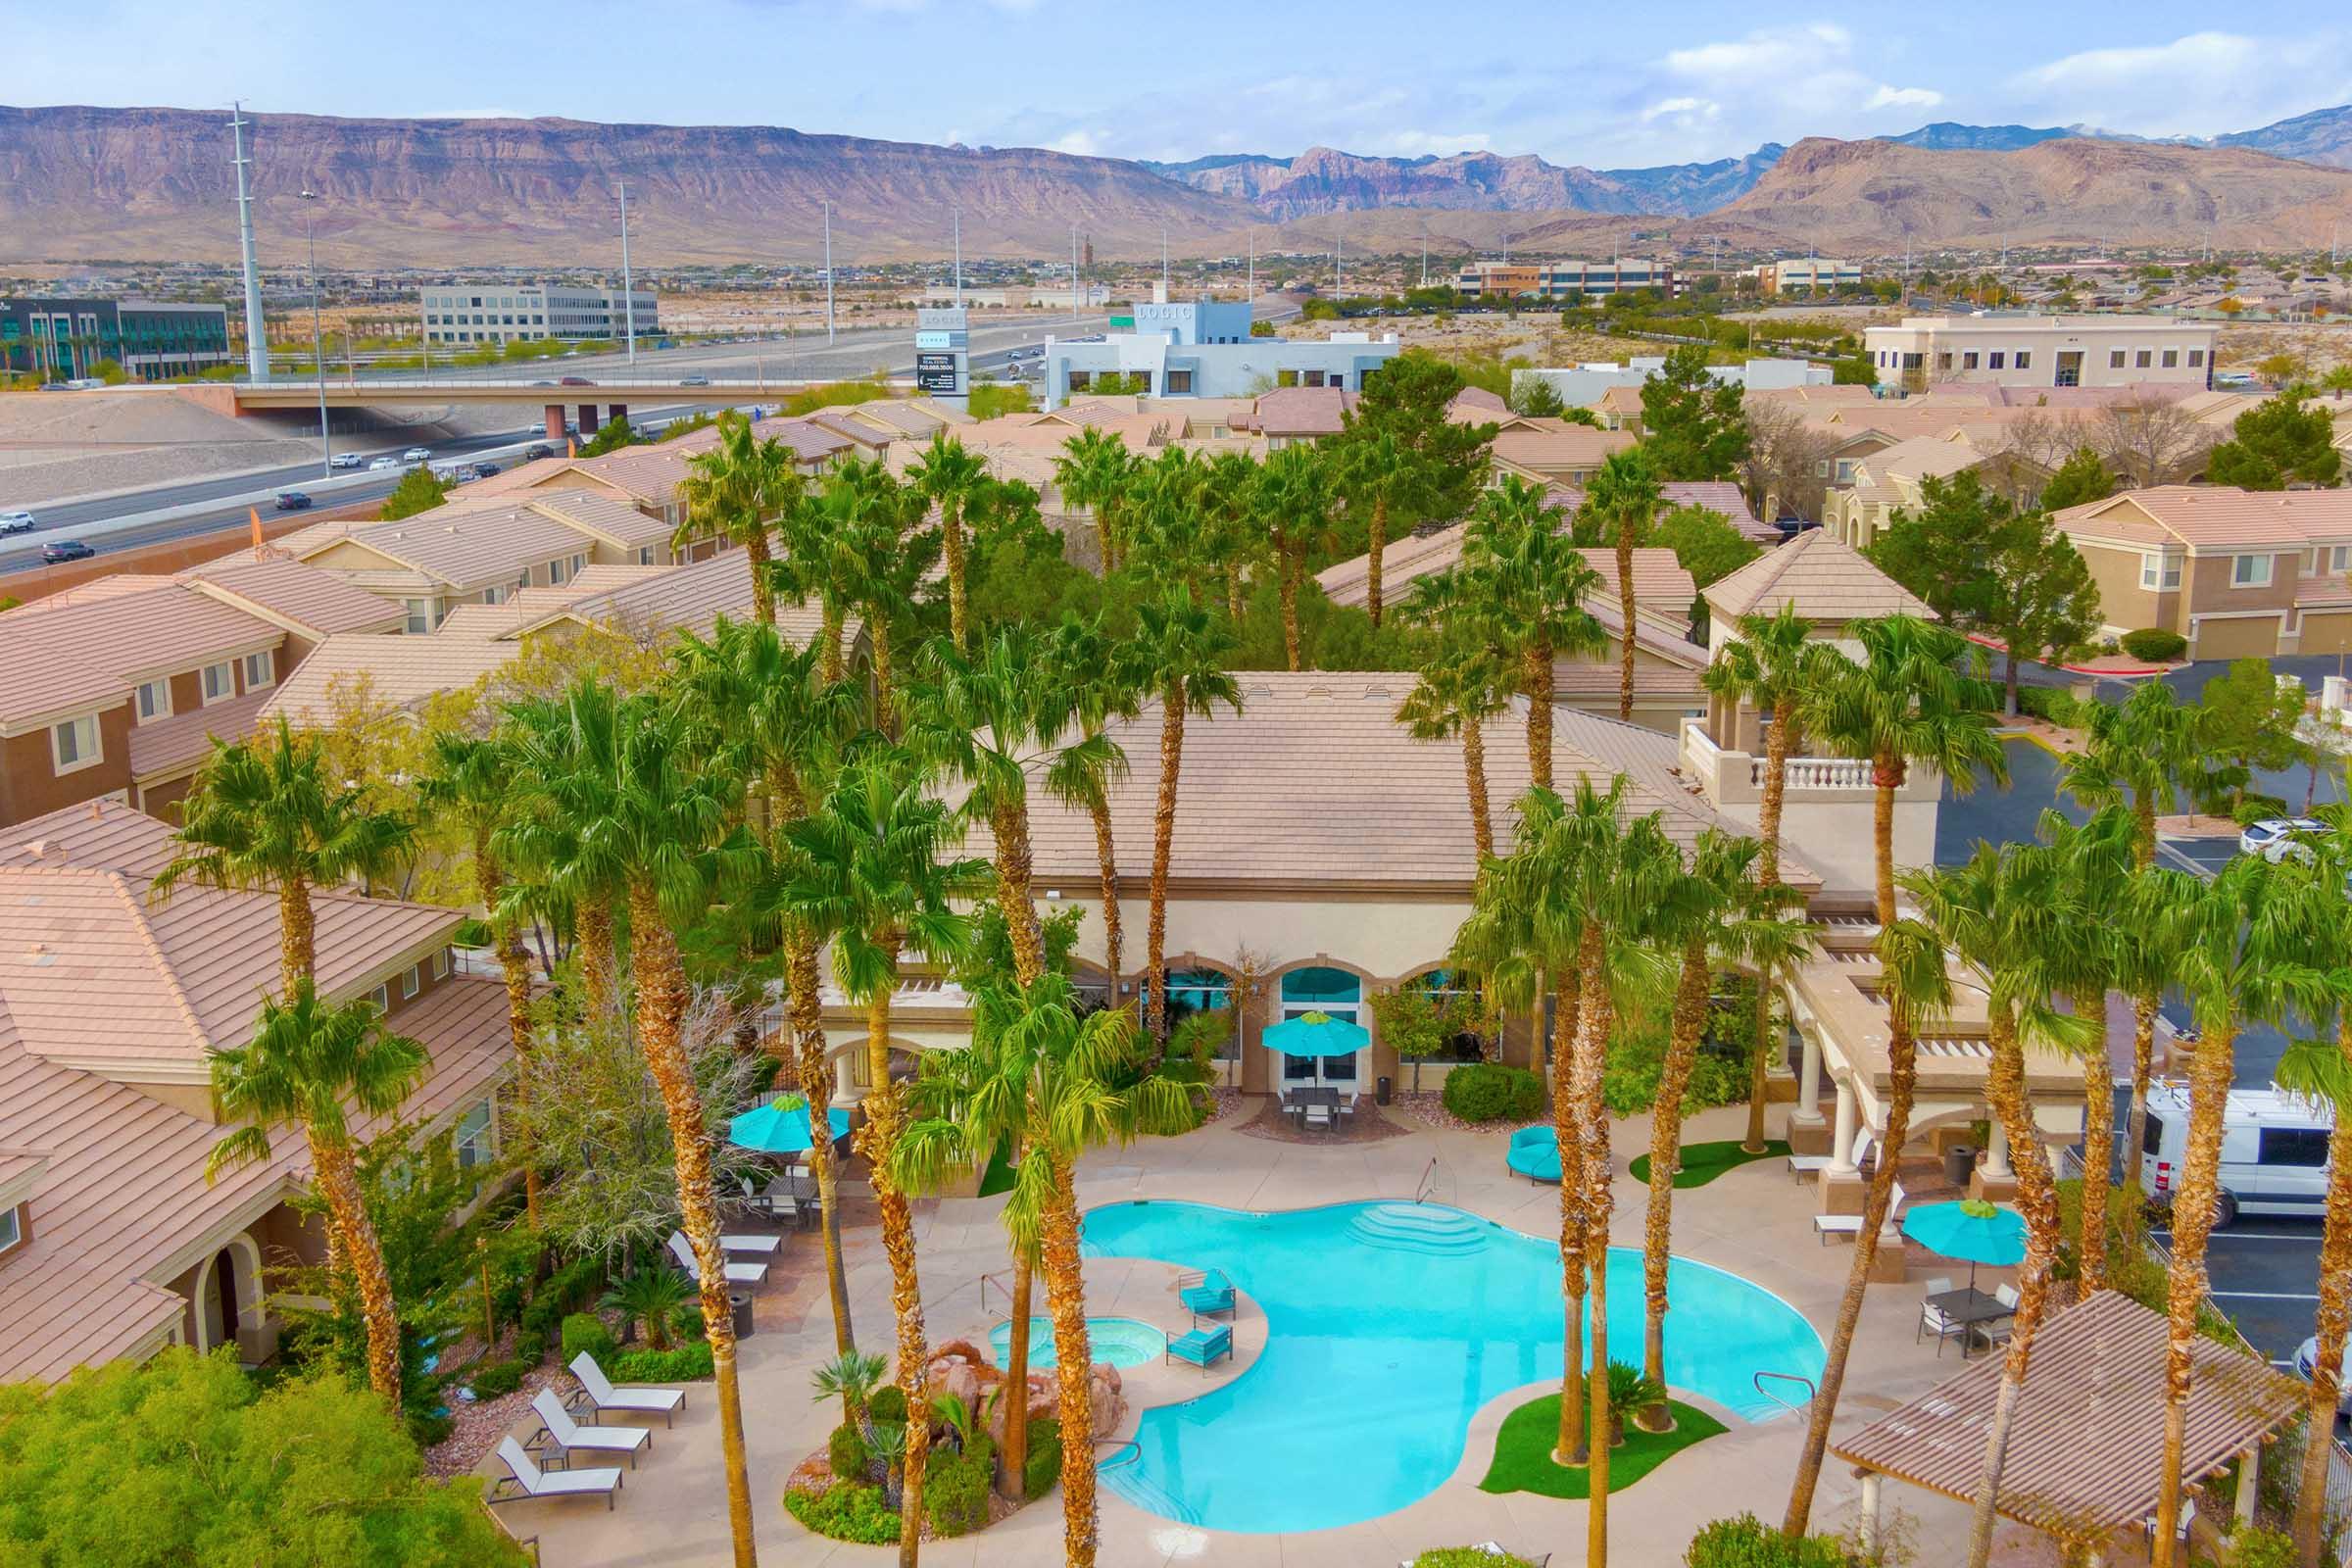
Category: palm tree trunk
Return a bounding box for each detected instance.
[474,840,540,1226]
[1279,552,1302,672]
[859,940,932,1568]
[1366,495,1389,628]
[871,615,896,738]
[1041,1154,1103,1565]
[943,501,969,654]
[1003,1245,1035,1504]
[2075,986,2114,1293]
[1615,527,1638,724]
[2291,1014,2352,1563]
[1462,718,1494,863]
[1145,686,1186,1042]
[577,900,619,1016]
[2153,1012,2236,1564]
[1575,920,1617,1561]
[1551,950,1591,1467]
[2126,994,2157,1202]
[309,1128,403,1410]
[278,873,316,996]
[1642,935,1709,1423]
[1088,800,1123,990]
[1785,781,1909,1538]
[629,883,758,1568]
[820,600,847,685]
[746,526,776,626]
[993,803,1046,986]
[789,934,856,1353]
[1743,699,1796,1152]
[1524,641,1554,789]
[1225,565,1244,622]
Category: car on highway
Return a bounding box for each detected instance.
[0,512,35,536]
[368,455,401,471]
[2240,817,2331,862]
[2294,1334,2352,1413]
[560,376,593,386]
[678,373,710,386]
[272,491,313,512]
[327,453,364,470]
[472,462,502,478]
[402,447,432,464]
[39,540,94,564]
[523,443,554,461]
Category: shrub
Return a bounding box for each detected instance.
[1684,1512,1845,1567]
[827,1422,871,1482]
[464,1358,529,1399]
[604,1342,714,1383]
[2121,627,2188,662]
[926,1435,996,1536]
[2216,1527,2296,1568]
[868,1384,907,1424]
[1442,1062,1544,1123]
[560,1312,614,1366]
[784,1479,900,1544]
[1024,1415,1062,1499]
[1413,1552,1538,1568]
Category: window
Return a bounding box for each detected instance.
[2109,350,2127,368]
[368,983,389,1013]
[1836,459,1858,482]
[51,713,99,773]
[0,1204,17,1256]
[1961,351,1980,369]
[2014,351,2031,370]
[2140,554,2182,591]
[134,679,170,722]
[569,554,586,579]
[454,1101,496,1169]
[1165,368,1194,394]
[403,599,432,635]
[201,661,235,703]
[2189,349,2206,368]
[2143,1113,2166,1156]
[1936,352,1952,371]
[1987,352,2006,370]
[2232,554,2275,588]
[637,546,656,565]
[1065,369,1092,392]
[431,949,451,980]
[401,964,420,1000]
[241,650,273,690]
[2332,545,2352,573]
[480,585,504,606]
[2162,349,2179,368]
[2257,1127,2329,1167]
[2135,349,2152,369]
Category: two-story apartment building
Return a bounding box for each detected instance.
[2053,486,2352,659]
[1823,432,2054,549]
[1864,315,2218,393]
[1489,426,1640,486]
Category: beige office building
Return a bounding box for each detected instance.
[1863,315,2217,393]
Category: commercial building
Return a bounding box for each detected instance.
[419,283,658,347]
[1748,259,1863,294]
[1512,357,1831,414]
[1862,315,2218,393]
[916,284,1110,309]
[1041,300,1399,410]
[1450,260,1681,301]
[0,297,233,381]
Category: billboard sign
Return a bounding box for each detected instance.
[915,352,960,393]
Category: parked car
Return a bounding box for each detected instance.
[2141,1082,2336,1227]
[523,443,554,461]
[368,455,401,471]
[678,373,710,386]
[2294,1334,2352,1413]
[401,447,432,464]
[272,490,313,512]
[327,452,364,470]
[40,540,94,564]
[2239,817,2331,862]
[0,511,35,536]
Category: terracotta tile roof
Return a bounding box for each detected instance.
[2057,485,2352,552]
[1317,528,1693,620]
[562,444,697,506]
[1703,527,1934,623]
[509,548,839,651]
[455,455,577,498]
[0,797,178,879]
[1854,432,1993,485]
[1542,479,1774,543]
[176,552,407,638]
[0,582,283,735]
[806,411,895,452]
[293,507,596,594]
[664,415,856,466]
[1248,386,1355,438]
[1491,427,1638,475]
[1448,387,1508,416]
[511,490,673,551]
[261,633,519,726]
[125,689,270,783]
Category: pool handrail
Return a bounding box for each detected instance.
[1752,1369,1817,1416]
[978,1267,1016,1321]
[1096,1437,1142,1471]
[1414,1156,1440,1204]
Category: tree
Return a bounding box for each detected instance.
[1395,644,1514,864]
[1649,504,1760,593]
[1119,587,1243,1042]
[679,413,804,626]
[906,431,990,653]
[1981,512,2101,715]
[377,465,448,521]
[2198,658,2305,815]
[1866,469,2009,627]
[1254,443,1338,670]
[1830,352,1877,386]
[208,984,425,1410]
[2037,447,2115,512]
[498,680,630,1012]
[1511,376,1566,416]
[1368,982,1451,1094]
[1335,431,1410,628]
[1639,345,1749,481]
[1043,613,1142,989]
[2207,389,2343,490]
[1339,351,1494,619]
[1054,427,1139,572]
[2257,352,2310,387]
[1585,447,1664,721]
[1740,399,1837,525]
[578,416,643,456]
[2089,401,2214,489]
[895,974,1188,1561]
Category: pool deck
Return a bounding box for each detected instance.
[496,1101,2046,1565]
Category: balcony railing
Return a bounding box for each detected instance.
[1760,755,1874,791]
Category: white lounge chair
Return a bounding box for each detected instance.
[1916,1277,1967,1356]
[667,1225,781,1258]
[490,1436,623,1511]
[567,1351,686,1428]
[529,1389,651,1468]
[1785,1153,1830,1179]
[667,1231,767,1286]
[1813,1181,1906,1244]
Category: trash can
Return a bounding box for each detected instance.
[729,1290,755,1341]
[1376,1075,1393,1106]
[1943,1144,1976,1187]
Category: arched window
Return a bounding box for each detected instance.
[1277,966,1363,1086]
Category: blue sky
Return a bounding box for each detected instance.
[15,3,2351,169]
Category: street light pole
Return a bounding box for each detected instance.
[301,189,330,478]
[616,178,636,368]
[823,199,836,344]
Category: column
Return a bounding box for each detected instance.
[543,403,564,440]
[577,403,600,435]
[1857,1471,1884,1555]
[830,1052,856,1106]
[1829,1078,1860,1177]
[2235,1444,2259,1531]
[1792,1024,1826,1128]
[1985,1116,2013,1180]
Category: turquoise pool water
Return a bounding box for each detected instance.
[990,1314,1167,1371]
[1088,1200,1823,1535]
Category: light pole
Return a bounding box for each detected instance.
[300,189,331,477]
[615,178,637,368]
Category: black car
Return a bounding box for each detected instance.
[472,462,502,478]
[40,540,94,564]
[273,490,313,512]
[523,443,553,461]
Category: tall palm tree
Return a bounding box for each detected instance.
[1054,427,1137,572]
[783,749,990,1566]
[1583,447,1662,723]
[207,984,424,1409]
[1255,443,1337,672]
[1396,646,1514,863]
[1043,613,1142,991]
[498,682,630,1013]
[906,430,990,653]
[1119,587,1243,1042]
[1703,604,1842,1152]
[1339,429,1412,627]
[416,729,542,1224]
[157,716,415,998]
[1783,613,2005,1538]
[679,412,804,625]
[1198,449,1265,618]
[896,973,1189,1559]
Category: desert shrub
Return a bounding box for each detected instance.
[1684,1512,1846,1567]
[1412,1552,1537,1568]
[1023,1415,1062,1499]
[560,1313,613,1367]
[868,1384,906,1423]
[463,1358,529,1399]
[2121,627,2188,662]
[1442,1062,1544,1123]
[926,1435,996,1536]
[827,1422,871,1482]
[784,1479,900,1544]
[2215,1529,2295,1568]
[604,1342,714,1383]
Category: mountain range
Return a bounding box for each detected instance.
[3,102,2352,268]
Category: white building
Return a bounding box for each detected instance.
[1042,301,1399,409]
[1749,258,1863,293]
[1510,357,1831,410]
[1863,314,2217,393]
[420,284,660,347]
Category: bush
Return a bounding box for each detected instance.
[784,1479,900,1544]
[1442,1062,1544,1124]
[1024,1415,1062,1499]
[1684,1512,1846,1567]
[1413,1552,1538,1568]
[868,1384,906,1424]
[604,1342,714,1383]
[2121,627,2188,662]
[827,1422,871,1482]
[926,1435,996,1536]
[560,1312,614,1366]
[2215,1527,2296,1568]
[464,1358,529,1399]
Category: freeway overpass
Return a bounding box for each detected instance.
[169,374,920,436]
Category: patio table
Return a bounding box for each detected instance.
[1926,1287,2013,1358]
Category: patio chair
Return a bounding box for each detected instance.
[1178,1268,1235,1317]
[1983,1284,2022,1348]
[1336,1094,1361,1127]
[1303,1103,1334,1131]
[565,1352,685,1428]
[528,1389,651,1469]
[1812,1181,1905,1244]
[489,1437,623,1511]
[1915,1277,1967,1357]
[1785,1153,1830,1180]
[1166,1321,1232,1370]
[668,1225,779,1259]
[731,1174,781,1223]
[666,1230,768,1286]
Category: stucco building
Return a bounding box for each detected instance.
[1863,315,2217,393]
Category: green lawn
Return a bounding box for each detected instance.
[1627,1139,1788,1190]
[1478,1396,1728,1499]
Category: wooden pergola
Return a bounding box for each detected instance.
[1832,1291,2305,1561]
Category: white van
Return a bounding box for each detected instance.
[2139,1082,2332,1227]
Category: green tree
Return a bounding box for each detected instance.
[1982,512,2101,714]
[577,416,643,457]
[2206,389,2343,490]
[1254,443,1338,670]
[679,413,805,625]
[2037,447,2116,512]
[1511,377,1566,416]
[1638,345,1750,480]
[906,431,991,653]
[1055,427,1140,572]
[1649,504,1759,592]
[2197,658,2305,815]
[1829,352,1877,386]
[377,465,448,521]
[1369,981,1453,1094]
[1585,447,1664,721]
[1866,469,2008,626]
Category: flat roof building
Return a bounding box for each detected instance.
[1452,260,1681,301]
[1042,301,1399,410]
[1749,259,1863,294]
[0,298,232,382]
[420,283,658,347]
[1863,314,2217,393]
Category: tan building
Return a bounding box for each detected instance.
[2054,486,2352,659]
[1489,426,1640,486]
[1864,315,2217,393]
[1823,432,2052,549]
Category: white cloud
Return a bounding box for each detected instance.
[1383,130,1493,157]
[1865,85,1942,112]
[2011,30,2349,137]
[1642,96,1720,123]
[1046,129,1102,156]
[1665,24,1851,83]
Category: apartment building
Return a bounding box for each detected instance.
[1489,425,1640,486]
[2053,486,2352,659]
[1513,358,1831,418]
[1041,301,1400,409]
[1823,432,2052,549]
[1451,260,1681,301]
[1863,315,2218,393]
[0,556,401,827]
[419,283,658,347]
[0,799,514,1381]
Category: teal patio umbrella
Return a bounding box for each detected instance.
[729,1099,851,1155]
[1259,1010,1371,1059]
[1902,1199,2027,1292]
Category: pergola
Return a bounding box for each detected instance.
[1832,1291,2306,1563]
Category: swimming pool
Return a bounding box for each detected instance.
[989,1314,1167,1371]
[1088,1199,1823,1535]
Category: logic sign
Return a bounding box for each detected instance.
[914,353,959,393]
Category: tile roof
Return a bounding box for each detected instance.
[664,415,856,465]
[1247,386,1356,438]
[261,633,519,726]
[2056,486,2352,552]
[1448,386,1509,416]
[1852,432,1994,485]
[509,547,839,651]
[176,552,408,638]
[454,455,578,498]
[1541,479,1774,543]
[294,506,596,593]
[0,797,178,880]
[1703,527,1935,623]
[125,689,270,783]
[1491,427,1638,474]
[1316,527,1694,620]
[510,490,673,551]
[0,582,283,734]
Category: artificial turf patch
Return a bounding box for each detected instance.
[1627,1138,1789,1190]
[1478,1396,1729,1499]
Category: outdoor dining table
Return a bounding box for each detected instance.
[1926,1287,2014,1358]
[1283,1087,1343,1127]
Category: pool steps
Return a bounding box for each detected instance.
[1343,1201,1489,1257]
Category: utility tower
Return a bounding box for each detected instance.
[230,103,270,381]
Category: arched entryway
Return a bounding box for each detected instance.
[193,1233,261,1357]
[1276,965,1365,1090]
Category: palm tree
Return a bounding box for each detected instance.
[1783,613,2005,1538]
[783,749,990,1566]
[1339,429,1412,627]
[1255,443,1337,672]
[829,461,942,735]
[416,730,542,1224]
[157,716,415,998]
[1119,587,1243,1042]
[896,973,1189,1554]
[1054,427,1137,572]
[1197,450,1265,618]
[498,682,629,1013]
[1703,604,1841,1152]
[1584,447,1662,723]
[2278,1036,2352,1563]
[679,412,804,625]
[1043,613,1141,990]
[1396,646,1514,863]
[207,983,425,1409]
[906,430,990,653]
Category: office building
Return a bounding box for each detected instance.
[1749,259,1863,294]
[1862,315,2218,392]
[419,284,659,347]
[0,298,233,381]
[1041,301,1398,409]
[1450,260,1681,301]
